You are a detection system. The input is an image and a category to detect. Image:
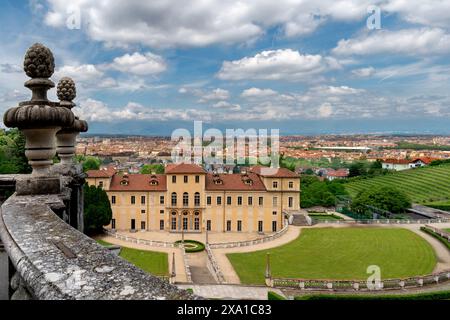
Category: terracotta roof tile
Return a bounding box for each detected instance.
[165,163,206,174]
[109,174,167,191]
[86,166,116,178]
[249,166,299,178]
[205,173,266,191]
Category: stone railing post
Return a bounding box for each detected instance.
[3,43,74,195]
[170,252,176,284]
[265,252,273,287]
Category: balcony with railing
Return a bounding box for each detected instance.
[0,44,196,300]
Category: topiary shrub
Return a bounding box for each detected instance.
[175,240,205,253]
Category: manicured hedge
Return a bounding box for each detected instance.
[420,227,450,250]
[295,290,450,300]
[175,240,205,252]
[267,291,286,300]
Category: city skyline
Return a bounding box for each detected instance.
[1,1,450,135]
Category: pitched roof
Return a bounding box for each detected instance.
[381,158,411,165]
[86,166,116,178]
[249,166,299,178]
[109,174,167,191]
[411,157,439,165]
[165,163,206,174]
[205,172,267,191]
[327,169,349,177]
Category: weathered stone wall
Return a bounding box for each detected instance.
[0,193,197,300]
[0,241,8,300]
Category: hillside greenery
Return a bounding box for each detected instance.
[0,129,31,174]
[344,163,450,207]
[300,175,348,208]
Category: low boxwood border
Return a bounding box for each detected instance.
[268,291,286,300]
[175,240,205,253]
[420,227,450,250]
[295,290,450,300]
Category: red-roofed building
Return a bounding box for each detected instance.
[86,163,300,234]
[381,157,440,171]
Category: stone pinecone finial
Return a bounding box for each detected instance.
[57,77,77,103]
[23,43,55,79]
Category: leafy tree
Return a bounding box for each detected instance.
[0,129,31,174]
[140,164,165,174]
[348,161,367,177]
[83,184,112,234]
[351,186,412,216]
[81,156,101,172]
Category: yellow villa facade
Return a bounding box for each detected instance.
[86,163,300,234]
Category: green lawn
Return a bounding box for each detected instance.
[227,227,436,285]
[97,240,168,276]
[445,229,450,233]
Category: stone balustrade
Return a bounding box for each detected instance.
[270,270,450,291]
[310,217,450,225]
[208,223,289,249]
[205,244,226,284]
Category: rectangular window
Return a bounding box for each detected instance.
[160,209,164,214]
[273,211,277,215]
[141,209,146,214]
[273,181,278,188]
[289,181,294,189]
[237,196,242,205]
[184,175,188,183]
[171,217,177,230]
[273,197,278,206]
[160,220,164,230]
[207,196,212,205]
[207,220,211,231]
[194,218,200,231]
[111,196,116,204]
[288,197,293,208]
[160,195,164,204]
[227,196,232,205]
[258,221,263,233]
[272,221,277,232]
[226,220,231,231]
[172,175,176,183]
[237,220,242,232]
[141,221,146,230]
[259,197,264,206]
[183,217,188,230]
[248,196,253,205]
[111,219,116,229]
[98,181,103,188]
[195,175,200,183]
[217,196,222,205]
[131,196,135,204]
[141,195,146,205]
[131,219,136,230]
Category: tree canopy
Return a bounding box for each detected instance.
[83,184,112,234]
[351,186,412,215]
[0,129,31,174]
[300,176,348,208]
[140,164,164,174]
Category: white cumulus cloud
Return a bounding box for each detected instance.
[217,49,340,82]
[110,52,166,75]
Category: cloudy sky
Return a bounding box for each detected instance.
[1,0,450,135]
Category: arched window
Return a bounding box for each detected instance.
[183,192,189,206]
[171,192,177,206]
[194,192,200,206]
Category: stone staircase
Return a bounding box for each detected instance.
[291,213,311,226]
